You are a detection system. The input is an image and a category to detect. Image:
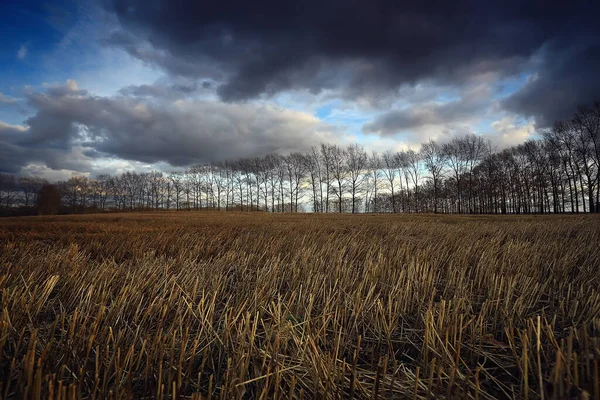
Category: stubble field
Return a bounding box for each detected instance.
[0,212,599,399]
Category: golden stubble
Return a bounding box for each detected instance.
[0,212,599,399]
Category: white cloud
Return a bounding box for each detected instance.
[65,79,79,91]
[0,81,345,175]
[19,164,89,182]
[487,116,535,149]
[0,92,17,104]
[0,121,28,132]
[17,44,28,60]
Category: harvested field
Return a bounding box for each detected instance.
[0,212,599,399]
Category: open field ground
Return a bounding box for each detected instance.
[1,212,600,399]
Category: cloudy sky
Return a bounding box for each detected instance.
[1,0,599,180]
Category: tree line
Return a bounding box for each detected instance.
[1,102,599,215]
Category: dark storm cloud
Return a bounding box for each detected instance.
[503,38,600,127]
[364,84,493,135]
[0,82,339,174]
[118,81,201,99]
[105,0,600,111]
[0,121,92,174]
[363,102,474,135]
[0,123,30,173]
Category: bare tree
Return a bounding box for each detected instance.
[168,172,184,210]
[320,144,334,213]
[264,154,280,212]
[345,144,368,214]
[442,137,469,213]
[381,151,398,212]
[367,151,384,213]
[305,147,324,212]
[394,151,411,212]
[19,176,46,207]
[329,145,347,213]
[405,149,423,212]
[0,174,18,209]
[573,105,600,212]
[287,153,307,212]
[421,139,446,213]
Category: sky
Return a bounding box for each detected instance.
[1,0,599,180]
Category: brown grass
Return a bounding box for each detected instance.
[0,212,599,399]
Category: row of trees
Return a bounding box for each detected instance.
[1,102,599,215]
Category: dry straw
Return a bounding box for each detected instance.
[0,212,599,399]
